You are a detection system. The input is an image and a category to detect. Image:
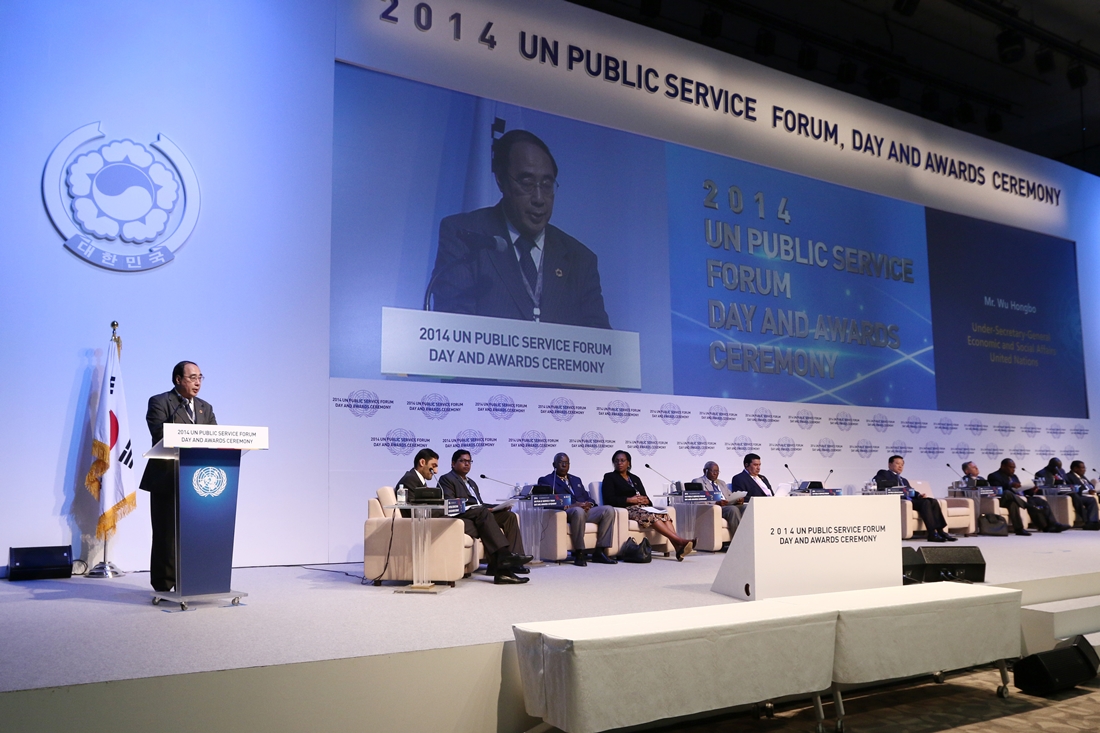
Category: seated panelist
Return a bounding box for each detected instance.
[728,453,773,500]
[1065,460,1100,530]
[437,450,533,585]
[874,455,956,542]
[693,460,742,539]
[987,458,1067,534]
[602,450,694,561]
[537,452,617,566]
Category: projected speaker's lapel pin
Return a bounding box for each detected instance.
[555,268,564,277]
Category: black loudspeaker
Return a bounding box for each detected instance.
[1014,636,1100,695]
[905,546,985,583]
[8,545,73,581]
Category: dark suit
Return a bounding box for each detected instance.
[1064,472,1100,526]
[729,470,773,500]
[873,469,947,534]
[987,469,1053,532]
[436,470,523,558]
[538,472,615,550]
[139,389,217,592]
[431,203,611,329]
[600,471,649,507]
[396,469,428,489]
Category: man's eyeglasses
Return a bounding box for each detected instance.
[183,375,204,383]
[508,175,558,196]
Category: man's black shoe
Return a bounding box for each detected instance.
[511,565,530,574]
[941,532,958,542]
[1014,530,1031,536]
[927,534,946,542]
[572,552,587,566]
[590,549,617,564]
[494,571,529,585]
[499,552,534,569]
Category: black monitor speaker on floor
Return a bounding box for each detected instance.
[901,545,986,583]
[8,545,73,581]
[1014,635,1100,695]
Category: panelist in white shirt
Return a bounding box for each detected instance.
[728,453,774,500]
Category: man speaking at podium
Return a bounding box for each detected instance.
[429,130,611,329]
[139,361,217,592]
[874,455,954,542]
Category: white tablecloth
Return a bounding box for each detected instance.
[776,583,1021,684]
[513,601,837,733]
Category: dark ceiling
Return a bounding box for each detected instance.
[566,0,1100,177]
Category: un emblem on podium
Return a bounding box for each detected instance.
[192,467,228,498]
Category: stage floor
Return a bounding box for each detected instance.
[3,531,1100,694]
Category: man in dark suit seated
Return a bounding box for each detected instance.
[1064,460,1100,530]
[396,448,439,491]
[537,452,617,566]
[875,455,956,542]
[1034,457,1067,487]
[961,461,982,486]
[987,458,1067,533]
[429,129,611,329]
[437,450,532,585]
[139,360,217,592]
[729,453,774,501]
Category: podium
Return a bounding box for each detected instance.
[144,424,268,610]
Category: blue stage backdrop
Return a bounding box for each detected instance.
[330,62,1083,418]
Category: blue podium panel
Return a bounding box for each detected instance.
[177,448,242,596]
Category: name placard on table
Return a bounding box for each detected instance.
[163,424,269,450]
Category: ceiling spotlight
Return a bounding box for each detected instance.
[996,29,1026,64]
[639,0,661,18]
[985,111,1003,134]
[1034,47,1055,74]
[956,100,975,124]
[892,0,920,16]
[1067,63,1088,89]
[798,43,819,71]
[700,9,722,39]
[920,88,940,113]
[836,58,857,84]
[755,27,776,56]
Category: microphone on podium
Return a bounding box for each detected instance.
[822,469,834,487]
[946,463,964,479]
[784,463,800,485]
[478,473,512,487]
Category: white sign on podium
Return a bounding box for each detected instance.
[711,495,901,601]
[162,424,269,450]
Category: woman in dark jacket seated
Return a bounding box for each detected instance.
[602,450,695,560]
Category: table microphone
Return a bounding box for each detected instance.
[644,463,676,485]
[784,463,800,484]
[478,473,512,486]
[946,463,964,479]
[822,469,833,487]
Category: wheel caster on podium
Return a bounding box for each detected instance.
[180,602,188,611]
[835,719,845,732]
[764,702,774,718]
[933,671,945,684]
[231,597,240,606]
[152,597,160,606]
[997,685,1010,699]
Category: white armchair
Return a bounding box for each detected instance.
[363,486,481,586]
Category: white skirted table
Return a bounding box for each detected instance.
[513,601,838,733]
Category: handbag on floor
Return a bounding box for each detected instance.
[619,537,652,563]
[979,513,1009,536]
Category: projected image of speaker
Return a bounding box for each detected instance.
[8,546,73,581]
[902,546,985,583]
[1014,635,1100,695]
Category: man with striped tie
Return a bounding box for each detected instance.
[139,361,217,592]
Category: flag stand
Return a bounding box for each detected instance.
[86,534,125,578]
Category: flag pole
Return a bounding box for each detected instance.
[87,321,127,579]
